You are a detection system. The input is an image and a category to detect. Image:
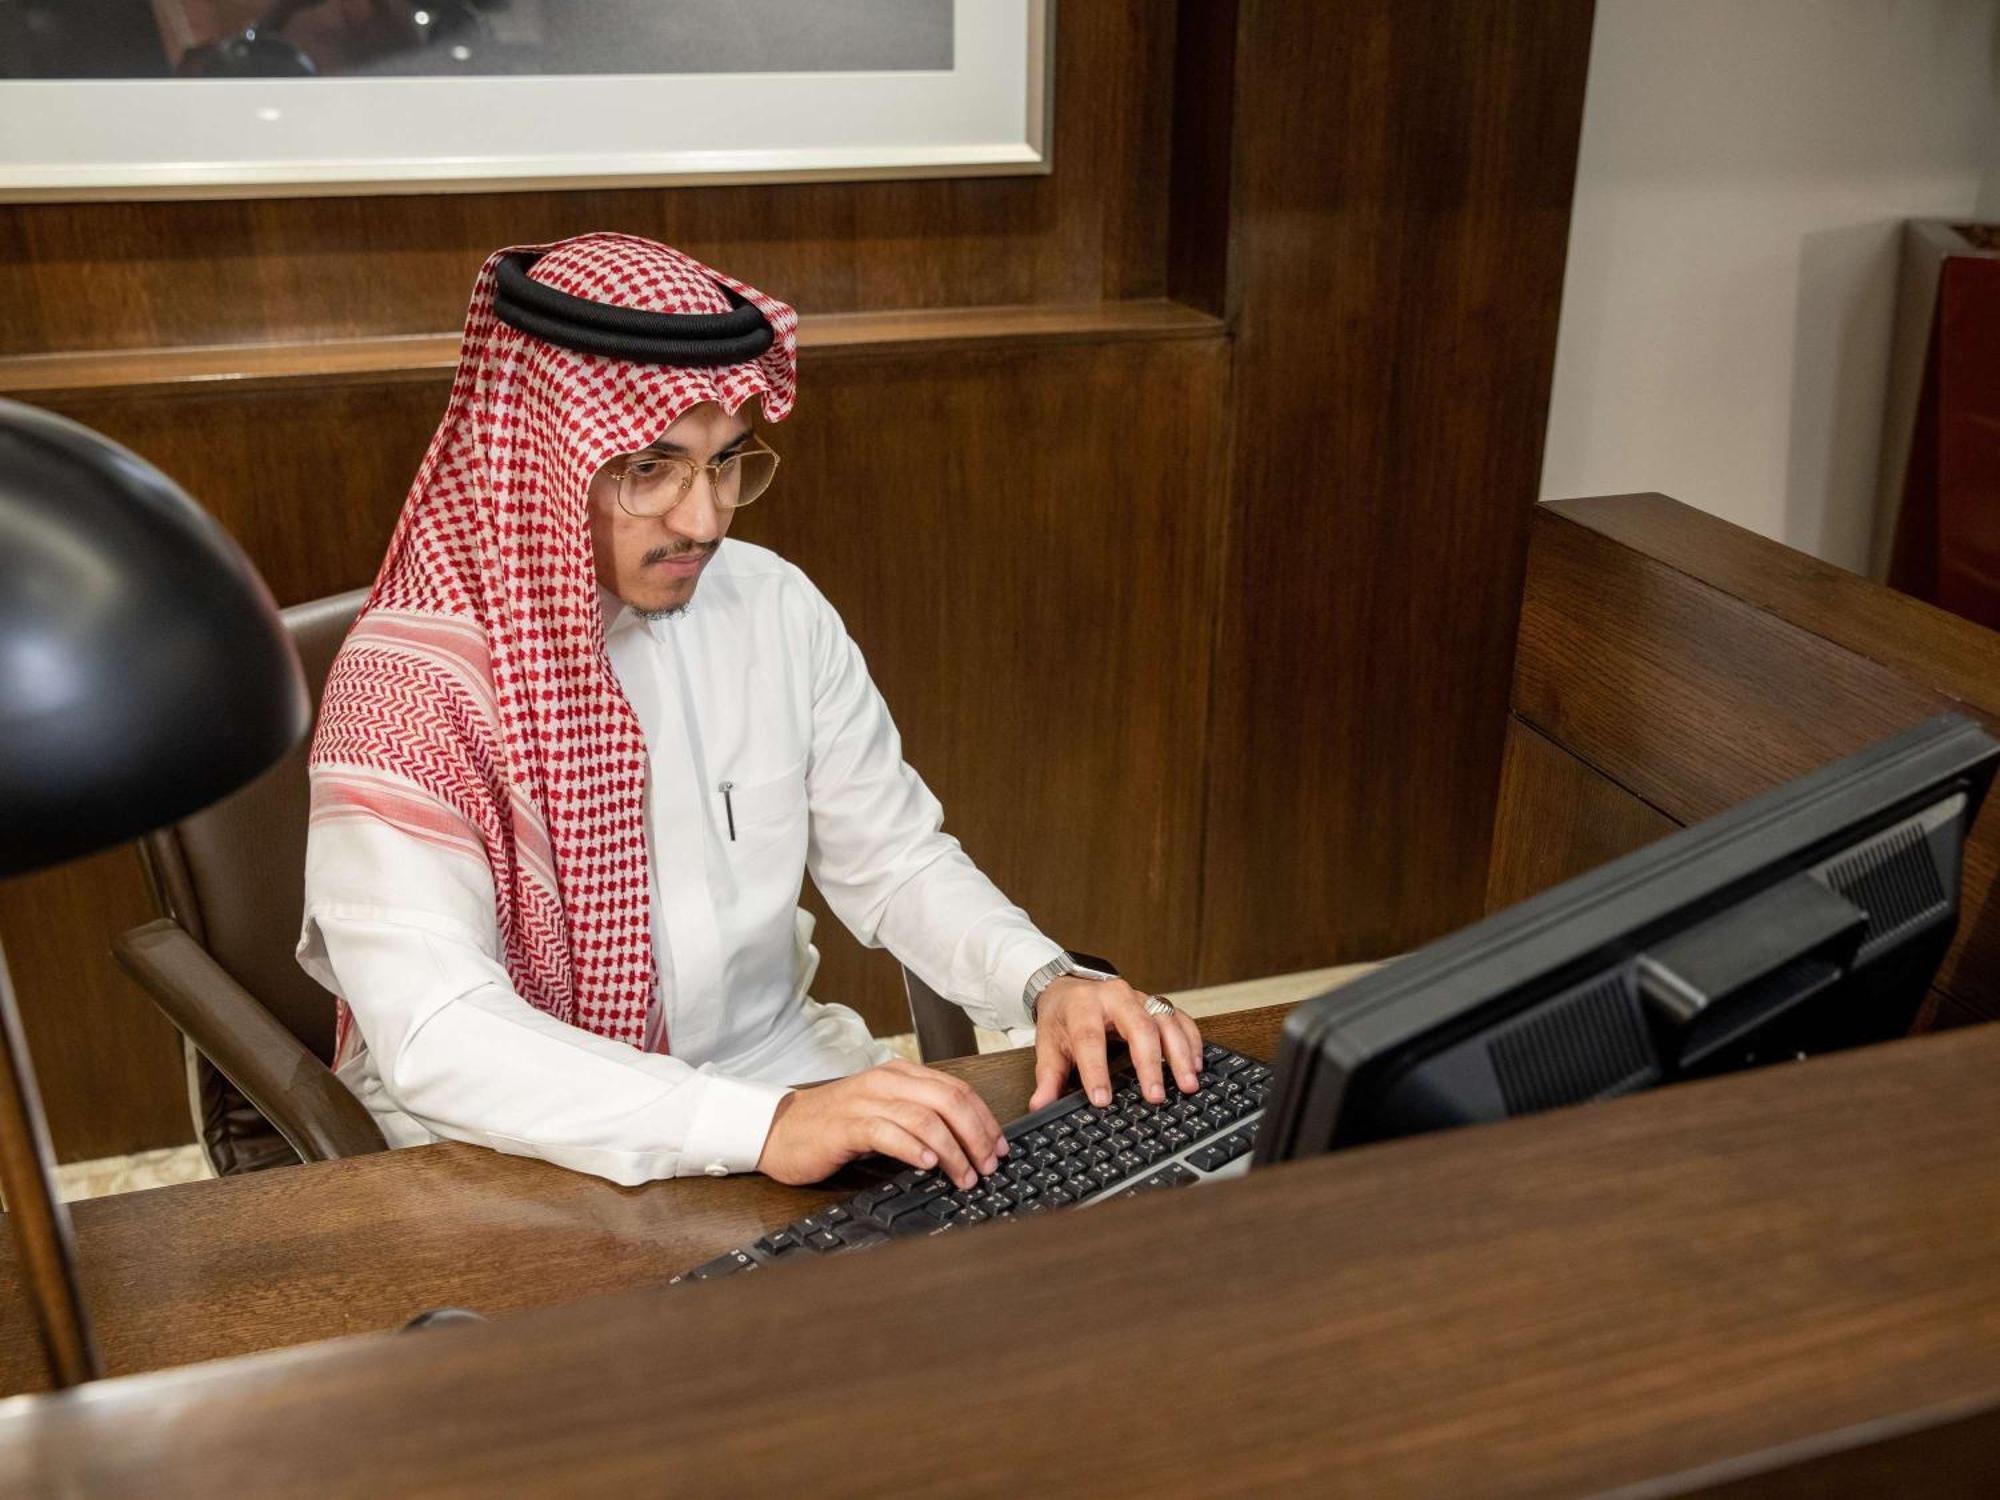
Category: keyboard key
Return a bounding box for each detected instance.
[961,1206,990,1225]
[754,1230,801,1256]
[875,1182,947,1223]
[1159,1163,1200,1188]
[804,1230,842,1253]
[1045,1188,1074,1207]
[689,1250,759,1280]
[925,1197,960,1220]
[1188,1144,1227,1172]
[857,1183,903,1215]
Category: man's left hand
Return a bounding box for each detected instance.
[1029,977,1203,1111]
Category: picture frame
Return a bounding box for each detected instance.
[0,0,1050,202]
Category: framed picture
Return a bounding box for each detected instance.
[0,0,1050,201]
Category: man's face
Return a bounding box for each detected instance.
[587,401,750,617]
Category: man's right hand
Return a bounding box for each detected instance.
[756,1059,1008,1191]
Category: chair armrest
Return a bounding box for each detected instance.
[902,965,979,1063]
[113,918,387,1164]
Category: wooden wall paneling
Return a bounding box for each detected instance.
[0,2,1178,357]
[1514,502,2000,1022]
[0,300,1222,402]
[1195,0,1598,982]
[1165,0,1239,316]
[29,381,445,608]
[731,331,1233,1028]
[1483,715,1679,915]
[0,855,187,1164]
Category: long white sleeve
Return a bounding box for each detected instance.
[299,820,788,1187]
[797,578,1063,1034]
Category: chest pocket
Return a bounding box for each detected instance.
[721,761,808,854]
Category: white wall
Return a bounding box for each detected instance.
[1540,0,2000,573]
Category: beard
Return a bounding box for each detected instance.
[630,540,716,620]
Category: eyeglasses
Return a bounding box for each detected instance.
[609,435,781,519]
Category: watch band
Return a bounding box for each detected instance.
[1024,949,1120,1020]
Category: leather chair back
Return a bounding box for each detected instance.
[141,589,368,1064]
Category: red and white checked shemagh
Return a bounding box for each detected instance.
[309,233,798,1057]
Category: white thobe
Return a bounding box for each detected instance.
[297,539,1061,1186]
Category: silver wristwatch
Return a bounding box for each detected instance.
[1023,949,1120,1020]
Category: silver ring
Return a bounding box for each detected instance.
[1143,994,1176,1018]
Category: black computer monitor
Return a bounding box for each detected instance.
[1254,712,1999,1165]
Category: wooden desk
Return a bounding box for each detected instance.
[8,1012,2000,1495]
[0,1007,1289,1395]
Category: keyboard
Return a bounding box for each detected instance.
[674,1040,1273,1282]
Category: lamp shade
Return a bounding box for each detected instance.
[0,400,309,879]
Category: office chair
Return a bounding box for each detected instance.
[115,588,386,1174]
[116,589,983,1176]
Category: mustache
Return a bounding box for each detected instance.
[642,541,718,566]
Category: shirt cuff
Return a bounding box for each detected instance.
[680,1072,793,1178]
[989,933,1067,1033]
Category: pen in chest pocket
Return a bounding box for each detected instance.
[718,780,736,841]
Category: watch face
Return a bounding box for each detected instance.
[1066,950,1119,979]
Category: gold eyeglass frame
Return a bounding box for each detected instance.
[609,433,781,519]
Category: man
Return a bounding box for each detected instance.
[298,232,1203,1190]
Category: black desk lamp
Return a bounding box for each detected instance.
[0,400,308,1387]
